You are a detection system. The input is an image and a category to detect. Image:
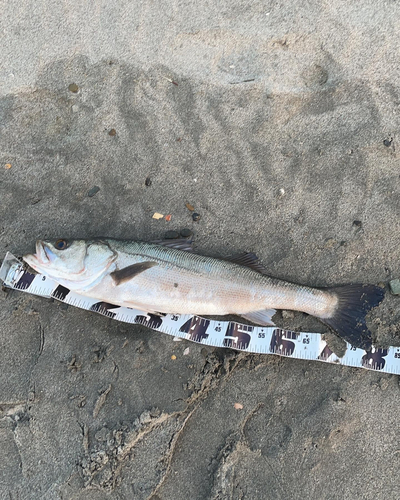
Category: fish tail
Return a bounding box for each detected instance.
[320,284,385,350]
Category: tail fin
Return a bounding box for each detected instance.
[321,284,385,350]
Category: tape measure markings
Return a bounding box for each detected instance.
[0,252,398,375]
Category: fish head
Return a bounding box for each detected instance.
[23,239,117,289]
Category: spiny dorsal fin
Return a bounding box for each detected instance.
[151,238,194,252]
[111,261,158,286]
[227,252,269,274]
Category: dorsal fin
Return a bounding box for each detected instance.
[151,238,194,252]
[226,252,269,274]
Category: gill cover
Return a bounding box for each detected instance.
[23,239,117,291]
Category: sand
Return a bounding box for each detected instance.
[1,1,400,498]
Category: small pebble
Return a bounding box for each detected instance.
[383,138,393,147]
[352,220,362,228]
[68,83,79,93]
[171,355,177,360]
[389,279,400,295]
[164,230,179,239]
[192,213,201,222]
[145,177,152,187]
[180,228,193,238]
[87,186,100,197]
[108,129,116,136]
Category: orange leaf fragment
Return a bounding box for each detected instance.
[5,163,11,169]
[165,214,172,221]
[185,203,194,212]
[171,354,177,360]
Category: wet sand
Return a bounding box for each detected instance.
[1,2,399,498]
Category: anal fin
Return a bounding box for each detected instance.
[239,309,276,326]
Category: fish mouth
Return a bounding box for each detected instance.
[23,240,55,271]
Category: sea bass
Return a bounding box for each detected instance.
[23,237,385,349]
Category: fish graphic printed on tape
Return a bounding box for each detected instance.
[0,251,398,375]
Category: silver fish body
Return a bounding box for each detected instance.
[23,238,385,349]
[78,240,336,317]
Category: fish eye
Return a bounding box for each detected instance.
[55,239,68,250]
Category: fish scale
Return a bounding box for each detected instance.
[22,237,385,349]
[101,240,327,315]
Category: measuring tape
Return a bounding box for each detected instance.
[1,252,398,375]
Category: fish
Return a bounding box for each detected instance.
[23,237,385,350]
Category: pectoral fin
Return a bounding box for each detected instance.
[111,261,158,285]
